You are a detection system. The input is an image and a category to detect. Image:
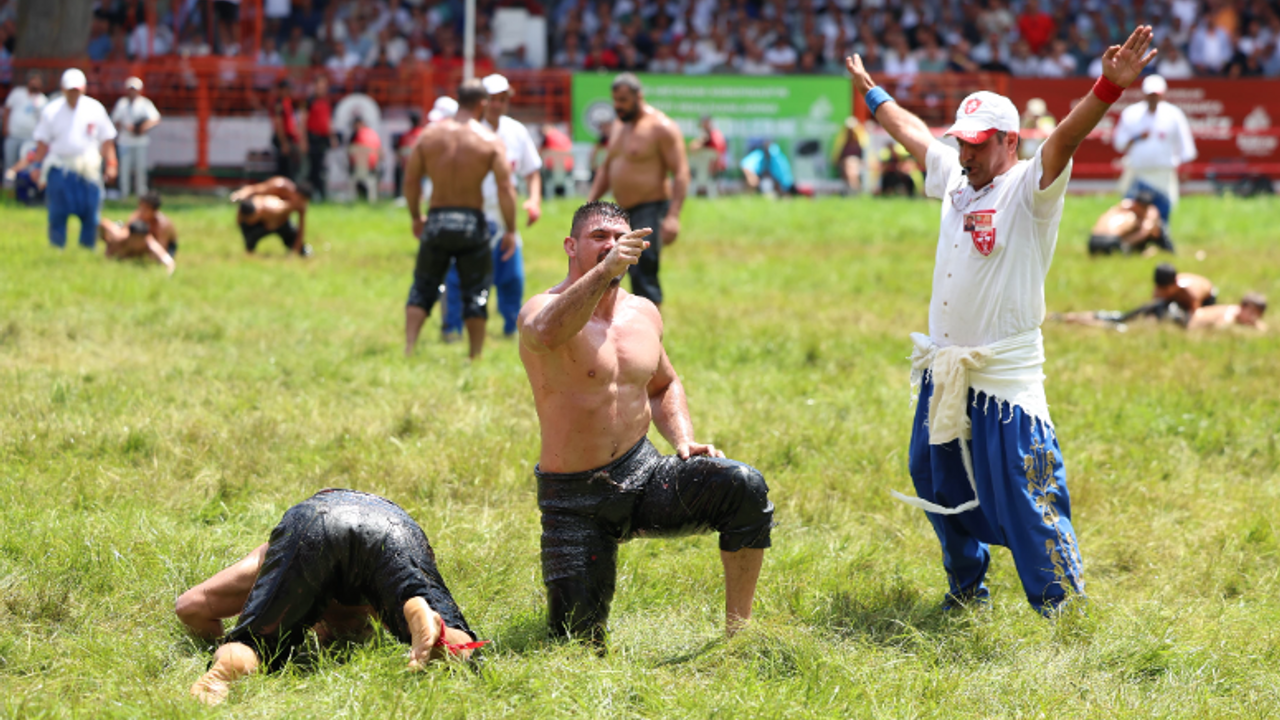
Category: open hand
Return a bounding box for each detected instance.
[845,54,877,97]
[677,441,725,460]
[1101,25,1158,88]
[603,228,651,277]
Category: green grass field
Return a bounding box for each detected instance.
[1,192,1278,719]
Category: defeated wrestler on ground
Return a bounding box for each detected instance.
[402,79,517,359]
[1188,292,1267,331]
[1056,263,1217,328]
[175,489,483,706]
[1087,187,1172,256]
[97,190,176,273]
[518,201,773,645]
[229,176,312,257]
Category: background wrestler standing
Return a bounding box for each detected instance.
[403,80,517,359]
[587,74,689,309]
[518,202,772,644]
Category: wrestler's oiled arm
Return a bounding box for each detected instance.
[519,264,619,353]
[660,122,689,220]
[404,144,426,226]
[647,348,695,449]
[145,236,176,273]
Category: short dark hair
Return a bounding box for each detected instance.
[239,199,257,216]
[457,79,488,108]
[1241,292,1267,314]
[127,219,150,236]
[1154,263,1178,287]
[408,109,422,127]
[570,201,630,238]
[612,72,642,95]
[139,191,161,210]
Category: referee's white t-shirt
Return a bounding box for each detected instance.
[481,115,543,226]
[32,95,117,159]
[924,139,1072,349]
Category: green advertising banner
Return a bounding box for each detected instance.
[571,73,852,183]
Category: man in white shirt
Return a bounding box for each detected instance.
[3,72,46,188]
[110,77,162,198]
[442,74,543,340]
[1112,74,1196,221]
[7,68,118,250]
[844,26,1158,615]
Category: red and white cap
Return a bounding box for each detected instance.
[945,91,1020,144]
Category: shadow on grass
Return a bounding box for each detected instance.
[807,581,960,649]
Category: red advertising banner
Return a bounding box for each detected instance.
[1005,78,1280,180]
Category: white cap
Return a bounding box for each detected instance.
[945,91,1020,144]
[125,76,144,90]
[61,68,88,91]
[481,73,510,95]
[1141,74,1167,95]
[427,96,458,122]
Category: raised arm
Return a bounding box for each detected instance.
[519,229,650,354]
[647,346,724,460]
[845,55,934,166]
[1041,26,1156,190]
[659,121,689,245]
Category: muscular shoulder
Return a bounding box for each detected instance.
[622,292,664,335]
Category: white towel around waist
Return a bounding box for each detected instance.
[44,150,103,185]
[892,328,1052,515]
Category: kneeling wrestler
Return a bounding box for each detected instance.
[518,202,774,645]
[175,489,483,705]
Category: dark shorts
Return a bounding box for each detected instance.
[240,220,297,253]
[624,201,667,305]
[535,437,773,640]
[224,489,475,670]
[1087,234,1122,255]
[407,208,491,319]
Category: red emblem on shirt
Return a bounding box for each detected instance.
[964,98,983,114]
[86,123,96,136]
[963,210,996,256]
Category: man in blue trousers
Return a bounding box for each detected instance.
[6,69,118,250]
[846,26,1158,615]
[442,73,542,342]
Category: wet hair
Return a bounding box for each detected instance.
[570,201,630,239]
[1154,263,1178,287]
[239,199,257,216]
[612,73,642,95]
[127,220,151,236]
[139,191,161,210]
[1241,292,1267,314]
[457,79,488,109]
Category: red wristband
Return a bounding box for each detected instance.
[1092,76,1124,104]
[436,615,489,656]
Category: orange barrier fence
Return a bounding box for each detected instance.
[5,62,1276,184]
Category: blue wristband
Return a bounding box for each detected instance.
[865,86,894,116]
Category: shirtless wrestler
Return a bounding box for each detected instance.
[518,201,773,644]
[403,79,517,359]
[176,489,483,706]
[97,191,176,273]
[1188,292,1267,331]
[1056,263,1219,327]
[587,74,690,307]
[1088,188,1172,256]
[229,176,312,256]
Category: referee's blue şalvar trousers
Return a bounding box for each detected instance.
[908,376,1086,614]
[45,167,102,250]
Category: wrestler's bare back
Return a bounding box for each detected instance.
[520,288,665,473]
[602,108,677,208]
[409,119,505,210]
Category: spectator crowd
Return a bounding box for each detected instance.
[11,0,1267,80]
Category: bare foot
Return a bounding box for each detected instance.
[190,669,232,706]
[403,597,441,670]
